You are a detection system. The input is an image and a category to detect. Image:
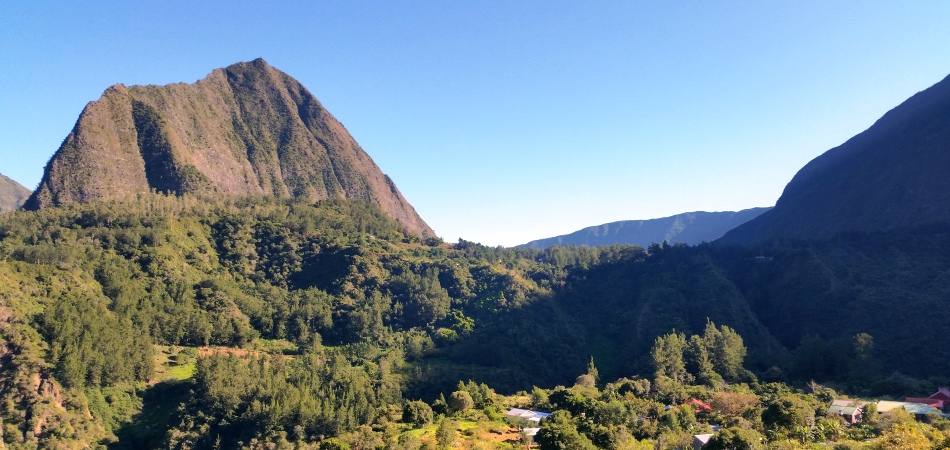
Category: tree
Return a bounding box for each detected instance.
[391,267,451,327]
[587,424,646,450]
[575,374,596,389]
[792,334,847,381]
[708,391,759,425]
[432,393,449,416]
[816,417,844,442]
[872,422,931,450]
[686,334,718,384]
[393,434,423,450]
[456,380,494,408]
[403,400,433,426]
[586,356,600,385]
[704,321,746,381]
[651,332,690,383]
[849,332,882,388]
[862,401,879,426]
[653,376,688,405]
[534,411,597,450]
[879,408,916,432]
[531,386,550,408]
[448,391,474,415]
[762,394,815,433]
[605,377,650,398]
[703,427,764,450]
[344,425,384,450]
[435,419,458,449]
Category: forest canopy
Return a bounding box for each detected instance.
[0,193,947,448]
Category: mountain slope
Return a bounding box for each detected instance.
[521,208,769,249]
[720,73,950,244]
[0,173,30,213]
[23,58,433,237]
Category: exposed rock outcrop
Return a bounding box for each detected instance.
[0,174,30,213]
[25,58,434,237]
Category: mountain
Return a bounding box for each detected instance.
[0,173,30,212]
[521,208,770,249]
[23,58,434,237]
[720,73,950,244]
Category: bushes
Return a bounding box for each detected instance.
[448,391,474,415]
[403,400,434,426]
[704,427,764,450]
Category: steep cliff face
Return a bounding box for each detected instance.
[0,173,30,213]
[24,58,434,237]
[720,73,950,244]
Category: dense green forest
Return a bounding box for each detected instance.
[0,193,947,448]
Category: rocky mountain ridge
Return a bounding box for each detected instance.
[24,58,434,237]
[0,173,30,213]
[720,73,950,244]
[522,207,769,249]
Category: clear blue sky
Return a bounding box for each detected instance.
[3,2,950,246]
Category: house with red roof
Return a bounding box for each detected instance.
[906,387,950,411]
[685,398,712,413]
[932,387,950,404]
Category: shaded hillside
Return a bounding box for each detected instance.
[0,173,30,212]
[444,242,789,392]
[522,208,769,249]
[721,73,950,244]
[23,58,433,237]
[0,193,948,446]
[449,230,950,391]
[714,227,950,382]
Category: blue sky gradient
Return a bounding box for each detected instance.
[3,2,950,245]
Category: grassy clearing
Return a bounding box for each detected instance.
[152,345,199,382]
[164,363,196,380]
[403,419,524,449]
[250,337,299,354]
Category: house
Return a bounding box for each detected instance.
[522,427,541,443]
[902,402,947,418]
[904,387,950,410]
[929,387,950,409]
[685,398,712,413]
[827,405,862,425]
[876,401,914,413]
[904,397,943,409]
[505,408,552,429]
[875,401,906,413]
[875,401,948,420]
[831,399,866,408]
[693,433,713,450]
[506,409,552,444]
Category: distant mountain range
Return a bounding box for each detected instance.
[0,173,30,213]
[521,207,770,249]
[721,73,950,244]
[24,58,433,237]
